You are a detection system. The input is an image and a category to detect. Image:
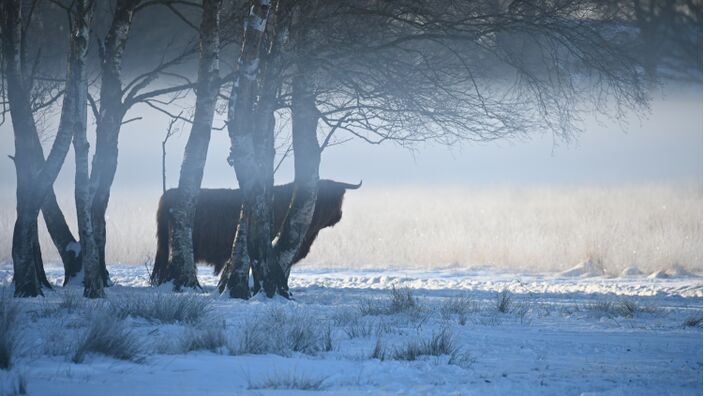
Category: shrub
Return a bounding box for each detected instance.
[248,370,327,390]
[233,308,329,356]
[72,312,142,363]
[389,287,418,314]
[683,315,703,328]
[0,371,28,395]
[182,321,227,353]
[323,325,334,352]
[110,293,211,324]
[448,349,475,368]
[58,290,84,313]
[496,290,512,313]
[344,318,375,339]
[584,299,657,319]
[391,329,456,361]
[440,295,477,325]
[370,337,385,361]
[360,287,420,316]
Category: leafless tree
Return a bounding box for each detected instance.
[76,0,207,294]
[2,0,212,296]
[159,0,223,290]
[162,112,182,194]
[1,0,94,297]
[3,0,650,299]
[218,0,277,298]
[594,0,702,82]
[0,1,82,288]
[214,0,652,299]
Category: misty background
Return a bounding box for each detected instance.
[0,2,701,275]
[0,84,701,274]
[1,85,701,193]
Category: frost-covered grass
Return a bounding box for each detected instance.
[0,265,700,394]
[247,370,328,391]
[0,292,20,370]
[389,329,457,361]
[683,315,703,328]
[110,292,212,324]
[232,307,332,356]
[181,321,227,353]
[0,371,27,395]
[583,299,659,319]
[72,310,143,363]
[360,287,421,316]
[496,289,513,313]
[0,183,700,275]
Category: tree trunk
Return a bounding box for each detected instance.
[87,0,140,288]
[12,208,44,297]
[219,0,274,299]
[2,0,92,297]
[15,90,81,284]
[89,119,121,288]
[217,207,250,298]
[41,191,82,284]
[64,1,99,298]
[75,122,103,298]
[163,0,222,290]
[270,73,321,297]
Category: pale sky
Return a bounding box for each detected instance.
[0,84,701,201]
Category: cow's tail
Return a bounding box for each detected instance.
[151,193,170,285]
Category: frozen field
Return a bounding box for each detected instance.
[0,183,701,276]
[0,264,701,395]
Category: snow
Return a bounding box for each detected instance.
[648,265,696,280]
[557,258,606,278]
[620,266,644,277]
[64,241,81,257]
[0,263,701,395]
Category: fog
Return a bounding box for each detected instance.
[2,86,700,192]
[0,85,701,273]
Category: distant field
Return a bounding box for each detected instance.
[0,183,701,275]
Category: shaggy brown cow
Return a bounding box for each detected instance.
[151,179,361,284]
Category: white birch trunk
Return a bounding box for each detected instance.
[1,0,94,296]
[271,72,321,297]
[220,0,274,298]
[83,0,140,288]
[166,0,222,290]
[65,0,99,298]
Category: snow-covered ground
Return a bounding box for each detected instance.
[0,264,701,395]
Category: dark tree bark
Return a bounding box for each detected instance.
[1,0,94,297]
[162,0,222,290]
[69,1,99,298]
[83,0,140,288]
[219,0,275,299]
[270,72,321,297]
[14,108,81,284]
[42,191,82,284]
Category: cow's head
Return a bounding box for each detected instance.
[293,179,361,263]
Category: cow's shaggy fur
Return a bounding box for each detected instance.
[151,180,359,284]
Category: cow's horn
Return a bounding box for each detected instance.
[338,180,362,190]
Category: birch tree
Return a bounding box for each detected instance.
[0,2,82,287]
[2,1,209,295]
[218,0,276,298]
[160,0,223,290]
[220,0,651,299]
[1,0,94,297]
[267,4,323,298]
